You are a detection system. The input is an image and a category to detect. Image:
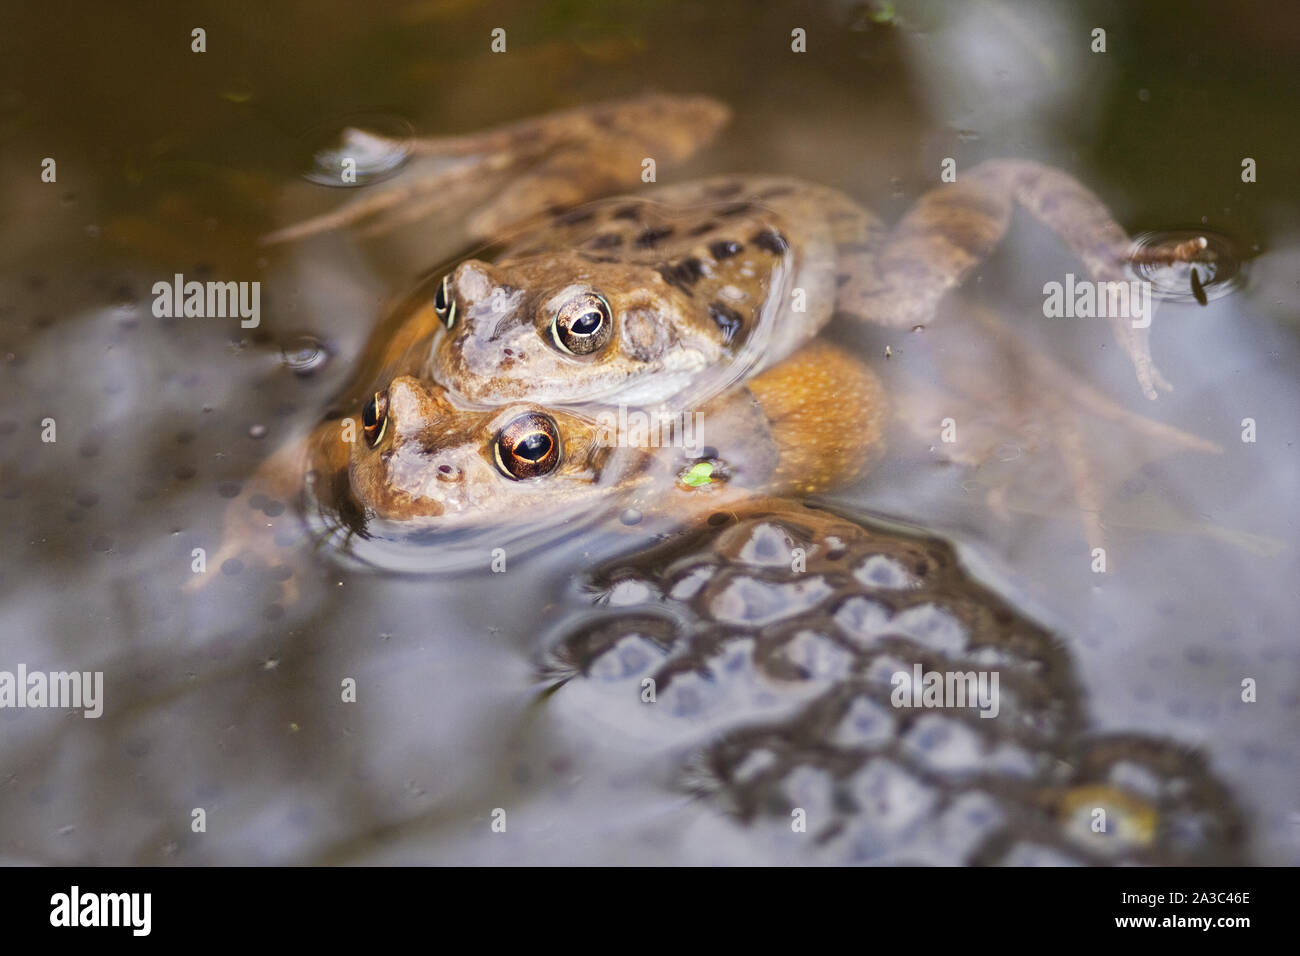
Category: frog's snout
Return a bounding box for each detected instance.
[450,258,510,313]
[384,375,454,439]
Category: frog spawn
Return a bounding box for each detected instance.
[541,502,1246,865]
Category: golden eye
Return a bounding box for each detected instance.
[362,390,388,447]
[493,413,561,479]
[550,292,612,355]
[433,274,457,329]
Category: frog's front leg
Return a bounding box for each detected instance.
[183,419,351,605]
[840,159,1214,399]
[264,94,729,245]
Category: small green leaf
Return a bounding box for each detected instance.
[681,461,714,487]
[870,2,898,25]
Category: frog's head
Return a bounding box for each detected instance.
[424,255,729,407]
[347,374,639,526]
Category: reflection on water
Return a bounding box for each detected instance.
[1128,230,1246,305]
[300,116,415,188]
[0,0,1297,865]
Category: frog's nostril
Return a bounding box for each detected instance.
[436,463,460,482]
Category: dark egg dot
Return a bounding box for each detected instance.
[587,232,623,249]
[687,220,718,236]
[217,481,242,499]
[262,501,285,517]
[612,204,641,221]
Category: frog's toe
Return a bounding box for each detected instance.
[1106,317,1172,400]
[1148,362,1174,395]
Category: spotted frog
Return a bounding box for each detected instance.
[205,95,1220,580]
[418,158,1186,414]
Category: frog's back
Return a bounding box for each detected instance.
[504,175,879,358]
[430,175,879,409]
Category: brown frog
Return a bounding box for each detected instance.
[417,160,1188,413]
[272,93,1214,410]
[202,95,1221,585]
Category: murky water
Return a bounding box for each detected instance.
[1,0,1297,864]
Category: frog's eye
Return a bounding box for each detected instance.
[433,274,457,330]
[362,390,389,447]
[550,292,612,355]
[494,413,561,480]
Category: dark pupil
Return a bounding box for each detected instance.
[514,432,551,461]
[434,281,448,312]
[362,397,378,428]
[571,309,602,336]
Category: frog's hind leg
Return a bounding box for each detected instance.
[263,94,730,245]
[895,302,1221,551]
[182,422,348,607]
[837,159,1215,400]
